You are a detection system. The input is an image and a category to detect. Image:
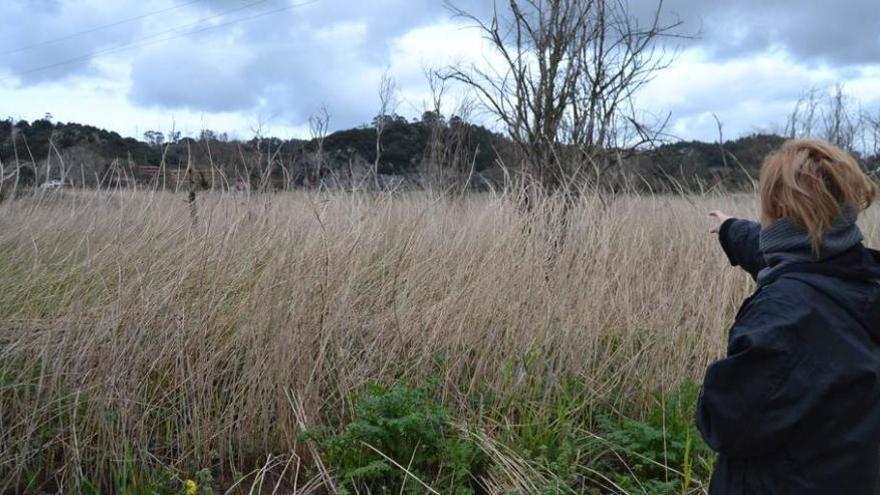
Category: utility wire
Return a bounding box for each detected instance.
[1,0,207,56]
[0,0,315,82]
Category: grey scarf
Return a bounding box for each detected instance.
[757,208,863,284]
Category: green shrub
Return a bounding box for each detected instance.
[302,381,486,494]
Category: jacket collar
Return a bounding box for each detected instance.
[757,208,864,284]
[758,244,880,287]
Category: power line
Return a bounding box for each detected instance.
[1,0,207,56]
[0,0,314,82]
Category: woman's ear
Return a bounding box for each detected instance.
[772,205,785,220]
[759,204,784,226]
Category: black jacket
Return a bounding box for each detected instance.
[696,218,880,494]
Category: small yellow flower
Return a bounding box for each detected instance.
[184,479,197,495]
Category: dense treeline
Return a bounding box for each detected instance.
[1,115,875,193]
[0,113,509,191]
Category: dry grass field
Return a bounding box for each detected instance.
[2,190,878,493]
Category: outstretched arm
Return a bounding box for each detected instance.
[708,210,766,280]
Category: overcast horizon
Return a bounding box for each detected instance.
[2,0,879,143]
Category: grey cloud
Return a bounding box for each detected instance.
[635,0,880,66]
[0,1,147,83]
[125,0,473,128]
[128,43,261,112]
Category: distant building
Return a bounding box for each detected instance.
[40,179,64,190]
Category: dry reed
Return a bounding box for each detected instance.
[2,189,877,492]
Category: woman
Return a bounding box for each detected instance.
[699,139,880,494]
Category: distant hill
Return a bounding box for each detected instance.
[0,114,512,190]
[1,116,854,192]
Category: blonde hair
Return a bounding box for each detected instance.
[759,139,876,252]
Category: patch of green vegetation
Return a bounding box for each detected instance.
[588,382,715,494]
[488,379,588,491]
[304,377,714,495]
[475,379,713,494]
[302,381,487,494]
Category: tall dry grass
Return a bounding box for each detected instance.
[2,189,877,492]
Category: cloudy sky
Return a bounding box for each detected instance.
[1,0,879,142]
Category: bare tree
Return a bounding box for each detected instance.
[422,68,449,191]
[441,0,684,194]
[786,84,863,154]
[308,105,330,189]
[421,68,479,194]
[785,87,821,139]
[862,110,880,161]
[823,83,858,151]
[374,69,398,190]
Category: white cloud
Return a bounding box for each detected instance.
[387,19,497,117]
[636,47,880,141]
